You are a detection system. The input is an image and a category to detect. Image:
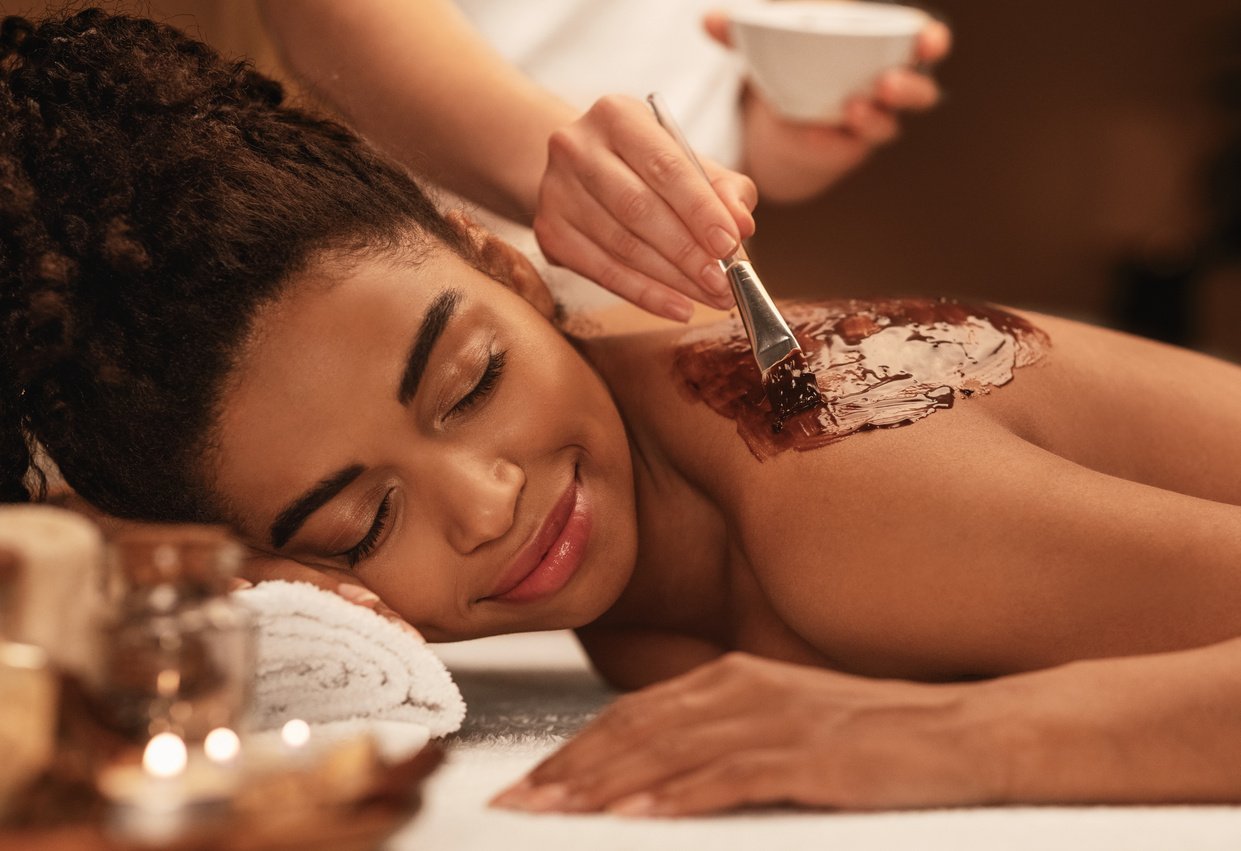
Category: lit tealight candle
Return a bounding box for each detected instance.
[144,731,188,779]
[281,718,311,750]
[204,727,241,764]
[100,732,239,844]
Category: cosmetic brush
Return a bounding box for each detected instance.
[646,93,823,430]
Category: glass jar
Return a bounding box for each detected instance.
[0,547,58,820]
[99,525,254,744]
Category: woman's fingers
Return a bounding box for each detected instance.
[237,551,423,640]
[610,749,796,817]
[531,718,790,814]
[497,654,768,804]
[338,584,426,640]
[511,666,728,783]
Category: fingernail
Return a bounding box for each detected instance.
[376,603,425,640]
[522,783,570,812]
[491,776,535,806]
[607,792,656,817]
[700,262,729,296]
[337,583,380,604]
[707,225,737,259]
[665,297,694,323]
[227,577,254,591]
[397,620,424,640]
[493,779,533,803]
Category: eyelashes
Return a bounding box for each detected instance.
[343,348,507,567]
[451,349,506,416]
[344,488,393,567]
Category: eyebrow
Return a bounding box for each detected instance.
[269,464,365,550]
[267,290,462,550]
[398,288,462,405]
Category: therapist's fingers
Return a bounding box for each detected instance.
[569,186,733,310]
[535,183,733,315]
[875,67,941,112]
[915,18,952,66]
[535,214,698,321]
[560,147,736,302]
[593,95,751,256]
[703,159,758,238]
[702,10,733,48]
[537,94,755,312]
[841,98,900,145]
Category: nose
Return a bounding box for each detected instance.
[440,455,524,554]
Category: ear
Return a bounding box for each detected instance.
[444,211,557,320]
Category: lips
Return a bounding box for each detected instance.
[482,470,591,604]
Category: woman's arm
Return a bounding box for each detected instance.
[258,0,755,320]
[258,0,570,223]
[491,639,1241,816]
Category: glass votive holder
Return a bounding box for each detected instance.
[97,524,255,746]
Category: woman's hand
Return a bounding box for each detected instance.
[534,94,758,322]
[704,13,952,203]
[490,652,997,817]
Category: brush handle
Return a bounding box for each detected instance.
[645,93,750,269]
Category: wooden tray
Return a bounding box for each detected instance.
[0,743,443,851]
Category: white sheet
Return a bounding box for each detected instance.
[390,630,1241,851]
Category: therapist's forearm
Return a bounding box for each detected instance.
[980,636,1241,804]
[259,0,576,223]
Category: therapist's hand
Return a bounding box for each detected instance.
[704,13,952,203]
[534,94,758,322]
[490,652,995,817]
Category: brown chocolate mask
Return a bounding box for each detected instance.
[672,299,1050,460]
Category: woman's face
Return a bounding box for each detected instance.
[212,243,638,641]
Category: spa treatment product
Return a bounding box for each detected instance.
[0,548,59,820]
[99,525,255,745]
[647,92,825,430]
[674,299,1050,459]
[0,504,106,684]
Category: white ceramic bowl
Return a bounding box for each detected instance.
[730,1,927,123]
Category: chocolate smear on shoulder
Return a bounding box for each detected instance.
[672,298,1051,460]
[763,348,825,431]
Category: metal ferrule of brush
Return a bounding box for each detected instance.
[725,260,799,373]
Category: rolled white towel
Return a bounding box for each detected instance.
[235,580,465,738]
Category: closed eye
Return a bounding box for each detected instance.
[451,349,506,416]
[341,488,393,566]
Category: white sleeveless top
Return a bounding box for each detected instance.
[451,0,745,167]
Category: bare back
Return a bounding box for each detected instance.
[575,302,1241,688]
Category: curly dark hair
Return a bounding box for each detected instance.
[0,8,472,522]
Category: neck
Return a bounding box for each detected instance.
[573,331,733,642]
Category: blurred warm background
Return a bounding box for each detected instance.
[5,0,1240,359]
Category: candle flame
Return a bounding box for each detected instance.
[280,718,311,748]
[143,732,187,778]
[203,727,241,763]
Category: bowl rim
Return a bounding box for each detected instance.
[729,1,927,37]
